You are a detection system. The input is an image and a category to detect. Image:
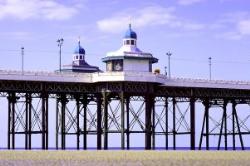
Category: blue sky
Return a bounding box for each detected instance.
[0,0,250,80]
[0,0,250,149]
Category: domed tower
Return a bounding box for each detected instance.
[62,39,100,73]
[72,40,86,66]
[123,24,137,46]
[102,24,158,72]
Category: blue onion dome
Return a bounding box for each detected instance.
[124,24,137,39]
[74,40,85,54]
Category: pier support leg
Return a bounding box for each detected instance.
[126,96,130,150]
[218,100,228,150]
[41,93,48,150]
[223,100,228,150]
[56,98,59,150]
[233,100,245,150]
[224,101,228,150]
[8,93,17,150]
[83,96,87,150]
[232,100,236,150]
[103,92,108,150]
[45,95,48,150]
[76,96,80,150]
[59,94,67,150]
[97,95,102,150]
[152,98,155,150]
[190,97,195,150]
[173,98,176,150]
[205,99,209,150]
[199,98,209,150]
[120,93,125,150]
[145,94,153,150]
[165,97,169,150]
[56,94,68,150]
[25,93,31,150]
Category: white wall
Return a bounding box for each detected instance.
[123,59,149,72]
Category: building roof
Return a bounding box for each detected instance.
[104,44,158,63]
[60,40,100,73]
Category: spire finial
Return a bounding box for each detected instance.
[129,15,132,29]
[78,36,81,46]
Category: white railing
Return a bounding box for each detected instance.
[0,70,92,82]
[0,70,91,77]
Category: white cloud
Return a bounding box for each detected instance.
[238,20,250,35]
[182,22,205,30]
[214,12,250,40]
[215,31,242,40]
[97,6,204,33]
[0,31,31,39]
[0,0,80,20]
[177,0,205,6]
[97,6,176,33]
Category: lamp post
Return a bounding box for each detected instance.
[21,47,24,74]
[209,57,212,80]
[166,52,172,79]
[57,38,64,72]
[164,66,167,76]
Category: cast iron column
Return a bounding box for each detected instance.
[165,97,169,150]
[45,94,49,150]
[120,92,125,149]
[76,96,80,150]
[25,93,31,150]
[190,97,195,150]
[8,93,17,149]
[233,100,244,150]
[55,98,59,150]
[41,93,48,150]
[224,100,228,150]
[96,95,102,150]
[103,92,108,150]
[232,100,236,150]
[205,98,210,150]
[152,98,155,150]
[83,96,88,150]
[126,96,130,150]
[145,94,152,150]
[173,98,176,150]
[60,94,67,150]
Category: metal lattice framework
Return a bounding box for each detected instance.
[0,80,250,150]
